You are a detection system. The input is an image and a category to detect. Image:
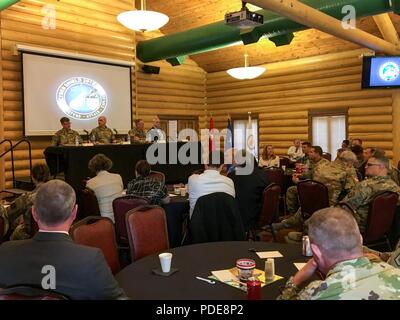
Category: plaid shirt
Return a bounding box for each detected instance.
[126,176,168,205]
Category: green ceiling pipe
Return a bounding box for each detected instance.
[137,0,398,65]
[0,0,19,11]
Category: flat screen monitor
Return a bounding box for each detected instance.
[362,56,400,89]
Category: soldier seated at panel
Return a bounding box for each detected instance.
[128,119,146,142]
[89,116,115,144]
[52,117,82,146]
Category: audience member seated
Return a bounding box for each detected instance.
[1,164,50,240]
[342,155,400,233]
[297,141,311,166]
[0,180,127,300]
[358,147,375,180]
[86,154,123,223]
[287,139,304,162]
[51,117,82,146]
[363,239,400,269]
[228,150,269,232]
[341,139,350,149]
[188,150,235,218]
[351,138,363,147]
[128,119,146,142]
[89,116,115,144]
[259,145,280,168]
[274,147,356,236]
[277,207,400,300]
[351,144,364,168]
[126,160,169,205]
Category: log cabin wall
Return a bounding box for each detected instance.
[0,0,206,190]
[206,48,395,160]
[135,31,207,134]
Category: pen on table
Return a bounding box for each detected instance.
[196,276,215,284]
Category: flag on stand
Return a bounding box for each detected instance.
[246,113,255,155]
[209,115,216,152]
[225,116,234,171]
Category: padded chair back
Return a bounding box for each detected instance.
[279,157,291,168]
[259,183,281,227]
[189,192,245,243]
[263,167,284,191]
[364,191,399,243]
[78,187,100,218]
[0,215,4,244]
[112,195,149,245]
[322,152,332,161]
[70,216,120,274]
[0,286,68,300]
[148,171,165,183]
[297,180,329,219]
[126,205,169,261]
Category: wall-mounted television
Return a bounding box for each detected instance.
[362,56,400,88]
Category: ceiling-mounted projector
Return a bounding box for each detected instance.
[225,3,264,29]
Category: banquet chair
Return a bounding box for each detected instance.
[148,171,165,183]
[322,152,332,161]
[112,195,150,247]
[279,157,292,168]
[262,167,286,213]
[297,180,329,220]
[0,286,68,300]
[189,193,245,244]
[77,187,100,219]
[126,205,169,261]
[70,216,120,274]
[249,183,281,241]
[363,191,398,250]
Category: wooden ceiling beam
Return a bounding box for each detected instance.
[373,13,400,45]
[248,0,400,55]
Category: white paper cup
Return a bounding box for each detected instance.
[282,165,286,171]
[159,252,172,273]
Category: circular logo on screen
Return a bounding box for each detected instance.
[379,62,400,82]
[56,77,107,120]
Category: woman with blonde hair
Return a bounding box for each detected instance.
[259,145,280,168]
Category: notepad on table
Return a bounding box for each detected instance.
[256,251,283,259]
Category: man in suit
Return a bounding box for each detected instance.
[0,180,127,300]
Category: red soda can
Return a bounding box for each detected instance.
[302,236,312,257]
[247,277,261,300]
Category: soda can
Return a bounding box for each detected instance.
[302,236,312,257]
[247,277,261,300]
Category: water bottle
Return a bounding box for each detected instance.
[75,135,79,146]
[127,134,131,144]
[91,134,96,144]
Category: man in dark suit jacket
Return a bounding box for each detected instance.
[228,151,270,232]
[0,180,127,300]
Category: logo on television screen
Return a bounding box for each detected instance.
[379,62,400,82]
[56,77,107,120]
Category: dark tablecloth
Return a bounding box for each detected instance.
[116,241,308,300]
[44,142,203,189]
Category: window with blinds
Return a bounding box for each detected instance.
[312,114,347,156]
[233,118,259,158]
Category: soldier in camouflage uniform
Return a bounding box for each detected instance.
[0,164,50,240]
[342,155,400,233]
[89,116,115,144]
[277,207,400,300]
[280,149,358,232]
[128,119,146,142]
[51,117,82,146]
[297,141,311,167]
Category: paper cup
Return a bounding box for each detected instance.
[180,187,186,197]
[159,252,172,273]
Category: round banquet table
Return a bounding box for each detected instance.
[115,241,310,300]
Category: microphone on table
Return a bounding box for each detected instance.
[113,128,118,135]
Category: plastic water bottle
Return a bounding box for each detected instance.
[91,134,96,144]
[75,135,79,146]
[127,134,131,144]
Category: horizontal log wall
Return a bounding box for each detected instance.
[1,0,136,189]
[206,49,394,158]
[135,31,206,131]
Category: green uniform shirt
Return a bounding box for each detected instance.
[51,128,82,146]
[89,126,115,144]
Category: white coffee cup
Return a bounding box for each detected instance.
[281,165,286,171]
[159,252,173,273]
[180,187,186,197]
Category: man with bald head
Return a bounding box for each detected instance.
[89,116,115,144]
[278,207,400,300]
[147,115,165,142]
[0,180,126,299]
